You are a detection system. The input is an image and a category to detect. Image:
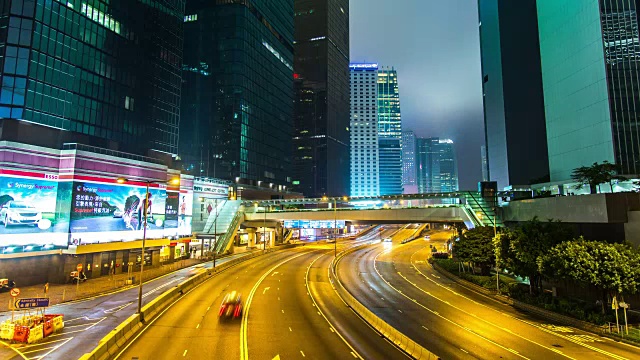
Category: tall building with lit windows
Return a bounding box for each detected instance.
[416,137,458,193]
[377,67,403,195]
[402,130,417,193]
[292,0,350,197]
[349,63,379,197]
[536,0,640,183]
[180,0,294,187]
[0,0,184,156]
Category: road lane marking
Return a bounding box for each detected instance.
[300,350,306,357]
[281,310,284,313]
[289,327,292,332]
[240,251,309,360]
[183,349,188,356]
[351,351,358,358]
[422,326,429,330]
[28,337,73,360]
[263,287,271,294]
[330,327,335,332]
[196,323,200,329]
[460,348,468,354]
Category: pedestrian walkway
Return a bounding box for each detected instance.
[0,258,202,312]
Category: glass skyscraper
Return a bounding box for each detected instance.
[292,0,350,197]
[377,67,402,195]
[180,0,294,186]
[402,130,417,194]
[537,0,640,181]
[0,0,184,156]
[416,137,458,194]
[349,63,379,197]
[478,0,549,190]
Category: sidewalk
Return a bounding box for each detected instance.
[0,258,202,312]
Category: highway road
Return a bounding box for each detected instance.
[116,229,407,360]
[0,251,253,360]
[338,230,640,359]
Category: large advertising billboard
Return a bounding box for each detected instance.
[69,181,172,244]
[0,172,68,247]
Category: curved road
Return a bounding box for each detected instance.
[338,230,640,359]
[116,233,406,360]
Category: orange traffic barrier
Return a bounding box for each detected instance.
[43,321,54,337]
[13,326,29,343]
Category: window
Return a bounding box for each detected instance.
[125,96,134,111]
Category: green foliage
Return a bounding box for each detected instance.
[453,226,495,267]
[500,217,573,294]
[571,161,625,194]
[538,238,640,295]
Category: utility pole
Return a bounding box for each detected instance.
[213,198,217,270]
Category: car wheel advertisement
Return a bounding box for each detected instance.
[0,174,68,247]
[69,181,169,244]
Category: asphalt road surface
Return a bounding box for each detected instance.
[116,232,406,360]
[338,230,640,359]
[0,251,252,360]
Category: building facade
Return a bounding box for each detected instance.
[481,145,489,182]
[478,0,549,190]
[537,0,640,182]
[416,137,458,193]
[349,63,379,197]
[292,0,350,197]
[0,0,184,156]
[377,67,402,195]
[402,130,417,193]
[180,0,294,188]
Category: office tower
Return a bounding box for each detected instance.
[293,0,350,197]
[349,63,380,197]
[416,137,459,193]
[478,0,549,190]
[377,67,403,195]
[481,145,489,182]
[537,0,640,182]
[0,0,184,156]
[181,0,294,186]
[402,130,418,193]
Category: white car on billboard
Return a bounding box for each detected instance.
[0,201,43,227]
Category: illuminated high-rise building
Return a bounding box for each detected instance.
[377,67,402,195]
[349,63,379,197]
[180,0,294,187]
[292,0,350,197]
[402,130,417,194]
[416,137,458,193]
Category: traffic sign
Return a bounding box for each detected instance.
[619,302,630,309]
[9,288,20,297]
[77,263,83,272]
[15,298,50,309]
[612,297,619,310]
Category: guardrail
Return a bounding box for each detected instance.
[78,251,267,360]
[329,241,440,359]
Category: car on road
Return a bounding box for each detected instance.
[0,278,16,292]
[0,201,42,227]
[383,238,392,242]
[219,291,243,319]
[188,264,206,276]
[424,235,431,241]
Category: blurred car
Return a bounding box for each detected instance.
[383,238,392,243]
[424,235,431,241]
[0,279,16,292]
[0,201,42,227]
[113,209,124,218]
[219,291,243,319]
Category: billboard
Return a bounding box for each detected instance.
[283,220,346,229]
[69,181,171,244]
[0,173,68,247]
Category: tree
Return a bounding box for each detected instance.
[500,217,573,294]
[538,238,640,312]
[453,226,495,274]
[571,161,625,194]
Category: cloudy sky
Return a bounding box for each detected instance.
[349,0,484,190]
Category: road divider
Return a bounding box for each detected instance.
[78,250,277,360]
[329,240,440,360]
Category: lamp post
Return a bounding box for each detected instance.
[263,202,267,252]
[117,176,180,315]
[213,197,218,270]
[323,196,346,257]
[493,207,499,294]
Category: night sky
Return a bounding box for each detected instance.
[349,0,484,190]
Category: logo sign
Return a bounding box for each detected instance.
[15,298,50,309]
[9,288,20,297]
[349,63,378,70]
[77,263,83,272]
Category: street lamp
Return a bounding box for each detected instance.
[323,196,346,257]
[116,176,180,315]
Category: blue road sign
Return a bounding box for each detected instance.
[15,298,50,309]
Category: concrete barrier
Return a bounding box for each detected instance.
[330,241,440,360]
[79,250,269,360]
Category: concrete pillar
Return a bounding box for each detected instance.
[247,229,256,248]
